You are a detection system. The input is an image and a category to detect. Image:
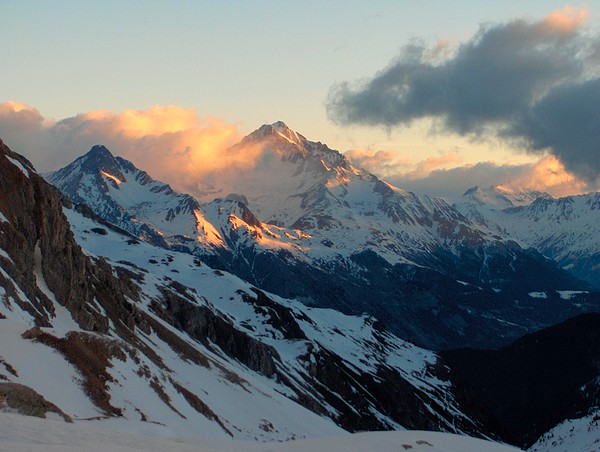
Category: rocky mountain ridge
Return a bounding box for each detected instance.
[45,123,600,350]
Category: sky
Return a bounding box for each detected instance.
[1,1,599,199]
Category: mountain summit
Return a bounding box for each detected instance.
[46,145,204,248]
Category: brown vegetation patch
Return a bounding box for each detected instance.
[23,329,125,417]
[149,377,185,419]
[171,380,232,436]
[0,382,72,422]
[0,359,18,378]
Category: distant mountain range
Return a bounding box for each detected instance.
[455,184,600,287]
[46,122,600,350]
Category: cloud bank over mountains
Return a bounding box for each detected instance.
[344,146,586,199]
[327,7,600,188]
[0,102,254,193]
[0,99,591,201]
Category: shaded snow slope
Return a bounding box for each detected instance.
[529,409,600,452]
[0,412,518,452]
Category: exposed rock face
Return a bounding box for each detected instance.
[0,382,72,422]
[0,140,108,331]
[150,288,280,377]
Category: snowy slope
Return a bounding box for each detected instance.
[0,412,518,452]
[529,409,600,452]
[57,205,483,435]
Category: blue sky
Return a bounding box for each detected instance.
[1,1,598,198]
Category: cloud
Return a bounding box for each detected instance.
[344,148,411,177]
[542,5,588,33]
[507,78,600,183]
[402,153,463,180]
[511,155,590,197]
[345,147,462,180]
[389,156,590,200]
[0,102,265,194]
[327,7,600,181]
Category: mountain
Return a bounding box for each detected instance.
[441,312,600,448]
[45,144,208,250]
[1,138,499,443]
[456,186,600,288]
[460,185,551,210]
[46,123,600,350]
[528,409,600,452]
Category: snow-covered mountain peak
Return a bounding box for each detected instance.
[240,122,350,170]
[246,121,303,147]
[252,121,300,142]
[68,144,126,181]
[45,145,212,249]
[461,184,551,209]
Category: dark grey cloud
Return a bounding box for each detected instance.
[508,78,600,182]
[327,13,600,180]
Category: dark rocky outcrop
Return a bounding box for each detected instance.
[0,140,108,331]
[150,286,280,377]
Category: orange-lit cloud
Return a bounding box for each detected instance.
[344,148,411,176]
[541,5,588,34]
[345,143,590,200]
[510,155,588,197]
[392,155,591,200]
[345,147,462,180]
[403,153,463,180]
[0,102,277,194]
